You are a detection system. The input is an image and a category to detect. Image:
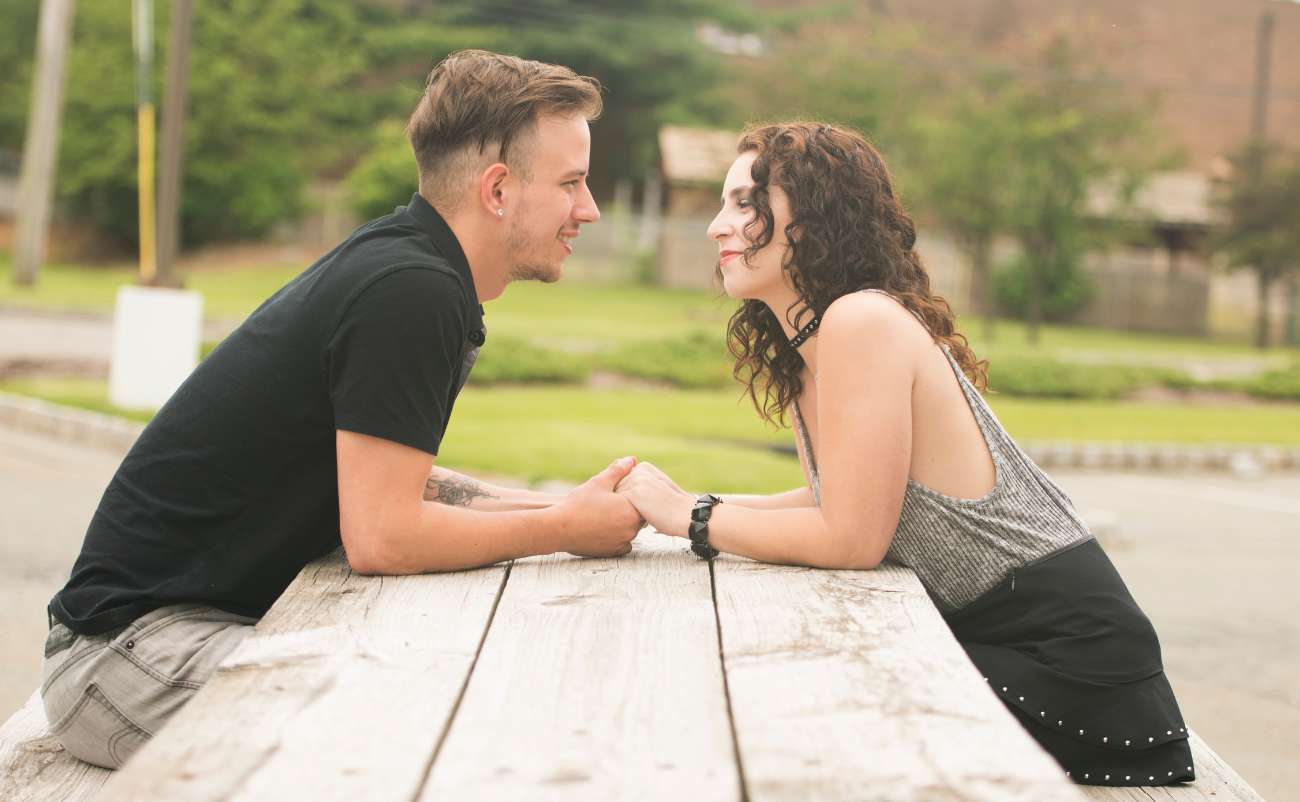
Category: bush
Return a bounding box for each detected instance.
[1242,364,1300,402]
[987,358,1176,400]
[994,255,1094,323]
[345,120,420,221]
[598,331,733,389]
[468,337,590,386]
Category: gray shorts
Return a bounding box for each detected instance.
[40,603,257,769]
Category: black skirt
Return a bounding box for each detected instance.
[943,537,1195,787]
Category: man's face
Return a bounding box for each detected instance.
[504,114,600,283]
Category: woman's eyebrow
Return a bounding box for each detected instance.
[722,185,753,203]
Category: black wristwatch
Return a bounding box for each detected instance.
[689,493,722,560]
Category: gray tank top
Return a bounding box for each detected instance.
[792,289,1091,612]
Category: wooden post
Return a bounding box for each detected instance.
[156,0,194,288]
[12,0,76,287]
[133,0,157,285]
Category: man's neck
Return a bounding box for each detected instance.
[435,196,507,302]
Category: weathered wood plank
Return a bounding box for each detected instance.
[712,557,1087,802]
[1080,732,1264,801]
[0,690,111,802]
[420,531,738,801]
[94,548,507,802]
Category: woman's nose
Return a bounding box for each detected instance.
[706,212,728,240]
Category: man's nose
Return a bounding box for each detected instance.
[575,186,600,223]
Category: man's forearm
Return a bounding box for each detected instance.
[424,466,560,512]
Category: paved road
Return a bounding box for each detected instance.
[1,423,1295,800]
[0,307,235,366]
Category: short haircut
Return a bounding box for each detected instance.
[406,50,603,213]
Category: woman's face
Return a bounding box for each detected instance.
[707,151,794,301]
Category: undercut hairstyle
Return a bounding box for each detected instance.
[405,50,603,213]
[726,122,988,426]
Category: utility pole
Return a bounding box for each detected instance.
[156,0,194,287]
[133,0,157,284]
[1249,11,1273,147]
[1247,10,1275,349]
[12,0,75,287]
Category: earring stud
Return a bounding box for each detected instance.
[497,208,504,217]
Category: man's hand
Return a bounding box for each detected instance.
[551,457,644,558]
[614,461,696,538]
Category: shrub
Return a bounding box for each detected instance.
[987,358,1174,400]
[468,337,589,386]
[993,255,1094,323]
[345,120,420,221]
[599,331,733,389]
[1242,364,1300,402]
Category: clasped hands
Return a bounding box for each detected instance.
[612,460,697,539]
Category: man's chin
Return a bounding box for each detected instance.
[507,263,562,284]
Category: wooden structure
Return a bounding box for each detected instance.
[1,532,1264,801]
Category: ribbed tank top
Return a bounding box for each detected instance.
[792,290,1091,612]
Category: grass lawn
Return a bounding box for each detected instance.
[6,380,1298,494]
[0,257,306,321]
[5,255,1296,364]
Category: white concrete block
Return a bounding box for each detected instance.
[109,286,203,411]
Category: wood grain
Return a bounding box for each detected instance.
[420,531,739,801]
[0,690,111,802]
[94,549,507,802]
[1080,731,1265,801]
[712,556,1088,802]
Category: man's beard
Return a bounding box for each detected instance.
[505,219,561,283]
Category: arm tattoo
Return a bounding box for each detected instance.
[425,476,498,508]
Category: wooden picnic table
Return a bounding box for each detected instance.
[1,532,1264,801]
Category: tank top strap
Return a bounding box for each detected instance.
[856,288,1007,450]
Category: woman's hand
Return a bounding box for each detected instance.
[614,462,696,537]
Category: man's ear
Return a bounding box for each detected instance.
[478,162,512,219]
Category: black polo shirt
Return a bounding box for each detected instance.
[50,194,486,635]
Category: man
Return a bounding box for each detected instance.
[41,50,641,769]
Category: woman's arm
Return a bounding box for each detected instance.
[618,293,920,569]
[629,462,815,510]
[720,487,817,509]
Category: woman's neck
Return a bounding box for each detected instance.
[760,289,819,378]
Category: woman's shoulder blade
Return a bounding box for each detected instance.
[820,290,928,347]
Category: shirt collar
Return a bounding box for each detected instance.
[404,193,486,342]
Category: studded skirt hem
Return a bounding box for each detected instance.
[944,537,1195,788]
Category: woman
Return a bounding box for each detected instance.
[615,122,1193,787]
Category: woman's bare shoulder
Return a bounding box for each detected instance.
[819,291,930,352]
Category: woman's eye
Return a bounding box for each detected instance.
[737,199,751,209]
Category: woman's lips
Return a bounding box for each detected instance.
[719,251,741,265]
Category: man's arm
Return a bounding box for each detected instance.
[423,466,560,512]
[337,430,641,575]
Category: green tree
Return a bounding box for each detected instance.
[1213,143,1300,349]
[4,0,751,251]
[723,8,930,152]
[909,70,1022,340]
[967,39,1163,343]
[425,0,754,190]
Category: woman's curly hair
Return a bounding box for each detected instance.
[726,122,987,426]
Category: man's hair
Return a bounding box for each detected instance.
[406,50,603,213]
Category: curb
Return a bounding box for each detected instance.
[764,440,1300,476]
[4,390,1300,475]
[1020,441,1300,475]
[0,392,144,454]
